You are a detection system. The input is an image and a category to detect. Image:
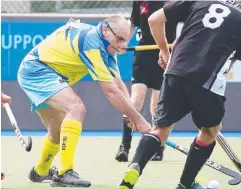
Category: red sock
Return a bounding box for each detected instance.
[195,138,210,147]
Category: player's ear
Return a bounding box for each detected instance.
[102,26,109,36]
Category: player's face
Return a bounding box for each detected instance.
[103,24,128,54]
[106,43,126,54]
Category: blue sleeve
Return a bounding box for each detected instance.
[78,29,114,82]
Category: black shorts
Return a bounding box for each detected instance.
[132,50,164,90]
[153,75,226,129]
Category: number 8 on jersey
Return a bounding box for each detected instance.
[202,4,231,29]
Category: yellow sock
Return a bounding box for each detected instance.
[59,119,82,175]
[34,137,60,176]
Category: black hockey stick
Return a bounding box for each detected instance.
[217,132,241,172]
[166,140,241,185]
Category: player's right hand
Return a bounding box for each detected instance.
[158,50,170,70]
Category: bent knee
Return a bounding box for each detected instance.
[199,124,222,142]
[64,98,86,121]
[71,102,86,115]
[149,126,172,144]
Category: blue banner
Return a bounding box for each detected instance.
[1,20,138,81]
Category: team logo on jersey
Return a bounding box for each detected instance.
[136,28,142,41]
[58,76,68,83]
[140,2,149,15]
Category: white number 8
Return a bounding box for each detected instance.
[202,4,231,29]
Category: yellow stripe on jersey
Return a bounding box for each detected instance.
[84,49,114,82]
[109,67,121,78]
[87,68,98,81]
[38,28,89,85]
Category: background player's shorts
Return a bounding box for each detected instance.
[132,50,164,90]
[153,74,226,129]
[18,59,69,111]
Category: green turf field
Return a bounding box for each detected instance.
[1,136,241,189]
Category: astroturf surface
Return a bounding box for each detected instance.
[1,135,241,189]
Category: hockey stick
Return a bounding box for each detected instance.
[124,44,172,51]
[217,132,241,172]
[166,140,241,185]
[4,103,32,152]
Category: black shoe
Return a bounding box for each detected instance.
[50,169,91,187]
[118,163,140,189]
[176,183,188,189]
[115,144,130,162]
[29,166,57,182]
[151,145,165,161]
[1,173,5,180]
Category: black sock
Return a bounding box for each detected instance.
[130,134,161,174]
[121,115,132,148]
[180,138,216,188]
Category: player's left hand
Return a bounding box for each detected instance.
[129,121,137,131]
[1,92,12,107]
[134,117,151,134]
[116,48,126,54]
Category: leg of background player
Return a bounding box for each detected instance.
[115,83,147,162]
[1,173,5,180]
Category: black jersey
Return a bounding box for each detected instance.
[163,0,241,96]
[131,1,177,45]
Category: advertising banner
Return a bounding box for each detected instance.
[2,19,240,82]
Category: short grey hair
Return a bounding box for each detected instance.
[103,15,130,40]
[103,15,127,25]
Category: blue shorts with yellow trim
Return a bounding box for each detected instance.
[18,59,69,111]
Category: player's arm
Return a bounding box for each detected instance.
[113,77,130,100]
[129,24,136,42]
[99,81,143,125]
[100,80,143,129]
[108,55,131,100]
[129,1,140,41]
[148,1,191,50]
[103,56,135,121]
[80,48,144,128]
[148,9,169,55]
